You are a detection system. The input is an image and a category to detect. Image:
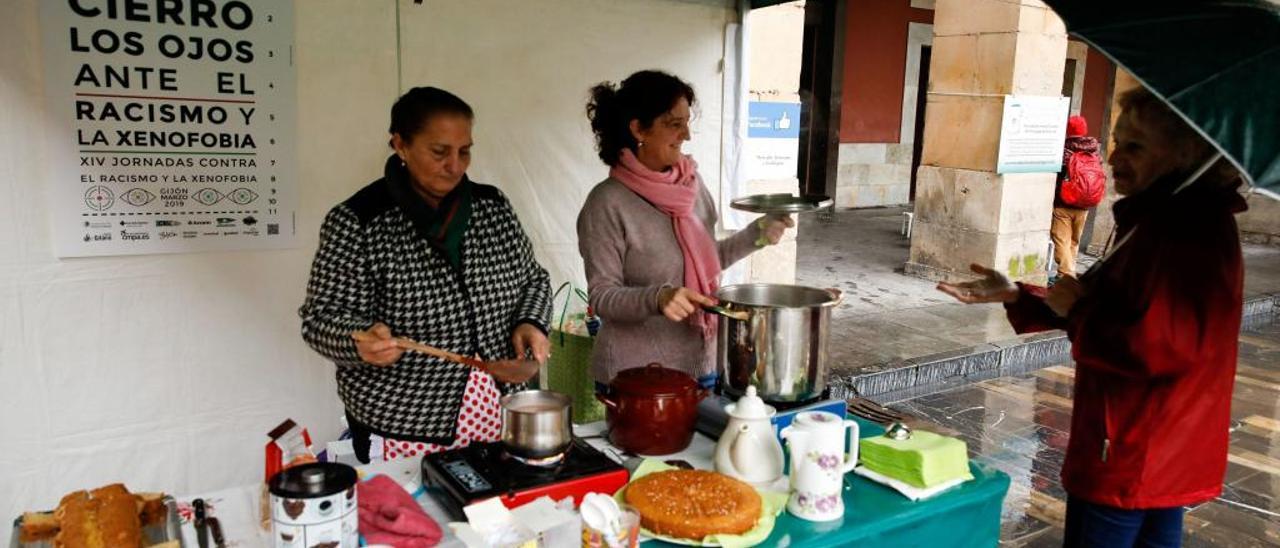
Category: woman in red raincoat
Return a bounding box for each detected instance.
[939,88,1247,548]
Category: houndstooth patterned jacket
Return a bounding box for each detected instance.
[300,159,551,443]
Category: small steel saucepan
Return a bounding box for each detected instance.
[500,390,573,459]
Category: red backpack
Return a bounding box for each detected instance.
[1061,150,1106,208]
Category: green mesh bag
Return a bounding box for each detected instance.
[540,283,603,424]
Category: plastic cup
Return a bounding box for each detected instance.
[581,508,640,548]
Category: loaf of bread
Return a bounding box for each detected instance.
[624,470,762,541]
[23,484,166,547]
[91,484,143,547]
[54,491,103,548]
[44,484,147,548]
[18,511,59,542]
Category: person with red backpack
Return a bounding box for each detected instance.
[1052,115,1106,282]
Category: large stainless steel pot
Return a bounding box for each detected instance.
[500,390,573,459]
[708,284,841,403]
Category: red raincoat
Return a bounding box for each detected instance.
[1006,174,1246,509]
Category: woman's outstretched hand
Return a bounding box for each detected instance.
[937,264,1020,304]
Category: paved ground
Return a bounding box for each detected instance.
[796,207,1014,373]
[797,206,1280,382]
[882,316,1280,546]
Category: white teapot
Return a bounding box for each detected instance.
[780,411,859,521]
[714,386,785,487]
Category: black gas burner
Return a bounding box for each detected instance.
[421,438,629,519]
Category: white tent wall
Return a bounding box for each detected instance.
[396,0,737,286]
[0,0,735,538]
[0,1,397,534]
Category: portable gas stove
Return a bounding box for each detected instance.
[421,438,629,519]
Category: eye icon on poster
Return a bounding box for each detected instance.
[84,186,114,211]
[122,188,156,207]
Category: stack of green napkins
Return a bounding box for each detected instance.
[859,430,972,489]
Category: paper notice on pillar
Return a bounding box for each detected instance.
[745,102,801,181]
[39,1,296,257]
[995,95,1070,175]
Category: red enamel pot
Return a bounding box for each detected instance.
[596,363,708,455]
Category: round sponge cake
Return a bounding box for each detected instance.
[624,470,762,540]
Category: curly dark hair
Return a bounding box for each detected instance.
[388,86,474,147]
[586,70,696,166]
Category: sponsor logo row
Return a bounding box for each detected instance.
[85,215,258,229]
[83,227,266,242]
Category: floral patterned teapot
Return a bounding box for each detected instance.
[779,411,859,521]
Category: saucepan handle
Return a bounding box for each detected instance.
[825,288,845,307]
[702,304,750,321]
[595,392,619,410]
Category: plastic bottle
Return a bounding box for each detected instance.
[585,306,602,337]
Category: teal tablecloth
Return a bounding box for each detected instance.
[648,417,1011,547]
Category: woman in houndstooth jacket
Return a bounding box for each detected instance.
[299,87,552,462]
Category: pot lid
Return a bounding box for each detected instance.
[610,363,700,397]
[726,386,775,420]
[268,462,357,498]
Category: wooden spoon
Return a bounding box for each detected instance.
[395,337,488,370]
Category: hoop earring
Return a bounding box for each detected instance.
[638,141,645,148]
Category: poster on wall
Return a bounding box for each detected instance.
[39,0,296,257]
[745,101,800,180]
[995,95,1070,174]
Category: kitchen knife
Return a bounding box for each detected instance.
[192,498,209,548]
[207,516,226,548]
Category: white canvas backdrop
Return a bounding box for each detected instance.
[396,0,736,287]
[0,0,735,542]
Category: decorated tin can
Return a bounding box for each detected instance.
[268,462,358,548]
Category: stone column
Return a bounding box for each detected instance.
[905,0,1068,283]
[1085,69,1141,255]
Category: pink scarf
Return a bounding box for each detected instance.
[611,149,720,339]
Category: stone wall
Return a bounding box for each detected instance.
[835,20,932,208]
[1239,195,1280,246]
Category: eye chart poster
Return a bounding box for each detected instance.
[40,0,296,256]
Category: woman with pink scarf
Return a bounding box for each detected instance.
[577,70,793,389]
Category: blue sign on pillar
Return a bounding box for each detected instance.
[748,102,801,139]
[746,102,801,179]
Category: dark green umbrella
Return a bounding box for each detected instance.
[1042,0,1280,198]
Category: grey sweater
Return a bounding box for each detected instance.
[576,177,761,383]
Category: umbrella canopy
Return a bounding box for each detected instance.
[1041,0,1280,198]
